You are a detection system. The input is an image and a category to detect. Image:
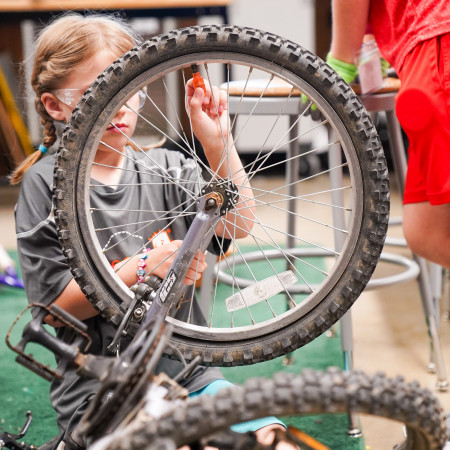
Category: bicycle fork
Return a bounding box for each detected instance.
[141,192,223,327]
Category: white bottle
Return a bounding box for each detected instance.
[356,39,384,94]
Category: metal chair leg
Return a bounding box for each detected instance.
[442,268,450,322]
[415,256,449,390]
[340,311,363,438]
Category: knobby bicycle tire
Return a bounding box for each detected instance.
[54,25,389,366]
[89,369,447,450]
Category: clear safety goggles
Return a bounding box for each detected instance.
[53,88,147,110]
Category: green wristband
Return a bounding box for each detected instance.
[326,52,358,85]
[380,57,390,77]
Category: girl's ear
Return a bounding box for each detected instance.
[41,93,66,121]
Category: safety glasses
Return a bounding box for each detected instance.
[53,88,147,110]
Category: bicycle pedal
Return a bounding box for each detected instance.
[6,303,92,381]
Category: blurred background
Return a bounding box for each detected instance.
[0,0,331,181]
[1,0,332,259]
[1,2,450,449]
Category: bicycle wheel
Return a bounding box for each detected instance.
[88,369,447,450]
[54,25,389,365]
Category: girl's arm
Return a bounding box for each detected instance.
[45,256,141,326]
[330,0,370,63]
[45,278,98,326]
[46,242,206,326]
[186,80,255,239]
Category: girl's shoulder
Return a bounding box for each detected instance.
[16,153,57,230]
[21,153,57,189]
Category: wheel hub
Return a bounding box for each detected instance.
[201,180,238,216]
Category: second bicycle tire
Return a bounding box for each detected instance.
[89,369,447,450]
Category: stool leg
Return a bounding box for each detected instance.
[386,111,448,390]
[442,268,450,321]
[341,310,362,437]
[385,111,407,193]
[282,115,301,366]
[286,115,300,272]
[415,256,449,390]
[429,263,443,372]
[329,130,361,436]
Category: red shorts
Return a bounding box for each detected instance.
[396,33,450,205]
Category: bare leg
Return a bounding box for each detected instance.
[403,201,450,268]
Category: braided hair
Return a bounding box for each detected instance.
[10,12,137,184]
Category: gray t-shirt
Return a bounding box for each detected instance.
[15,147,225,436]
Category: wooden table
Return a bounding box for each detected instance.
[0,0,232,22]
[0,0,230,9]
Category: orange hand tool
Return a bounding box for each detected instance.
[191,64,207,94]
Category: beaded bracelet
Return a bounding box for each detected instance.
[137,249,149,283]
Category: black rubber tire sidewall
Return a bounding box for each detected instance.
[54,25,389,366]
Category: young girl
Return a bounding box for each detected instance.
[12,13,295,450]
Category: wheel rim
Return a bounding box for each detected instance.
[71,52,365,342]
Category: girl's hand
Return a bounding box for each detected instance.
[146,240,207,285]
[186,78,230,153]
[255,425,301,449]
[178,425,300,450]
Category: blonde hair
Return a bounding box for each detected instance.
[10,13,138,185]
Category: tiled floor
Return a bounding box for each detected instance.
[2,180,450,449]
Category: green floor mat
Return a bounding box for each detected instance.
[1,251,364,449]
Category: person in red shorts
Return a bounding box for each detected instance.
[327,0,450,268]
